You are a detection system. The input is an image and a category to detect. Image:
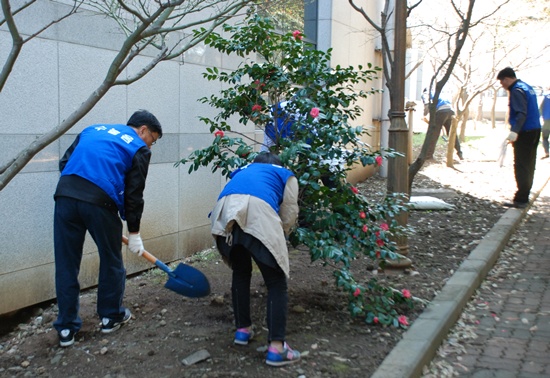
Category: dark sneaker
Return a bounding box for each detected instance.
[58,329,75,347]
[101,308,132,334]
[266,342,301,367]
[514,202,528,209]
[503,201,528,209]
[234,328,254,345]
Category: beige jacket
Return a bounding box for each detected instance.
[210,176,299,277]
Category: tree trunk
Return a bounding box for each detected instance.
[408,118,440,189]
[491,87,497,129]
[446,116,459,167]
[460,107,469,142]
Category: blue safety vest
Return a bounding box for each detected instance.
[218,163,294,213]
[509,80,541,131]
[61,124,146,215]
[542,94,550,121]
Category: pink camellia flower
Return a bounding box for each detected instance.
[376,239,384,247]
[292,30,303,40]
[375,231,380,238]
[398,315,409,326]
[380,223,389,231]
[362,224,368,233]
[214,130,224,137]
[373,317,379,324]
[353,288,360,297]
[359,211,366,219]
[375,251,381,258]
[351,186,359,194]
[309,107,320,118]
[402,289,411,299]
[375,155,383,166]
[251,104,262,112]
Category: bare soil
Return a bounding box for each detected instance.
[0,123,534,378]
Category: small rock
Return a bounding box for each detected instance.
[20,360,30,368]
[100,347,108,355]
[181,349,210,366]
[291,305,306,313]
[210,296,224,306]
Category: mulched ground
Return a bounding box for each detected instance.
[2,122,543,378]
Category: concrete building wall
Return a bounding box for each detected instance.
[319,0,384,184]
[0,1,382,315]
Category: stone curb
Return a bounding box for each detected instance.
[371,174,550,378]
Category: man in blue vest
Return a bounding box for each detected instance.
[261,100,297,152]
[53,110,162,347]
[539,88,550,159]
[497,67,541,208]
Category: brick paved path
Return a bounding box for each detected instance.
[433,187,550,377]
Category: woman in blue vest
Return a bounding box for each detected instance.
[497,67,541,208]
[53,110,162,347]
[210,152,301,367]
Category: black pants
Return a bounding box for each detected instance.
[216,227,288,342]
[513,129,541,203]
[53,197,126,333]
[436,110,462,155]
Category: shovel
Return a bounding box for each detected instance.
[122,235,211,298]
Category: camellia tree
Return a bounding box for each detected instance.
[179,12,417,327]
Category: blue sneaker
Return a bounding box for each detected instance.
[234,328,254,345]
[266,342,301,367]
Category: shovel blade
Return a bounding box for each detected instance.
[164,263,211,298]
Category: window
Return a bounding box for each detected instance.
[259,0,318,45]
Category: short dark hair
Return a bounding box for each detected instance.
[253,152,282,166]
[497,67,516,80]
[127,110,163,138]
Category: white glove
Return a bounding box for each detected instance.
[507,131,518,143]
[128,233,144,256]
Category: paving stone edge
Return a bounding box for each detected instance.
[370,174,550,378]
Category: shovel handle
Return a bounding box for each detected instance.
[121,235,157,265]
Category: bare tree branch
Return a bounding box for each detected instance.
[0,0,255,190]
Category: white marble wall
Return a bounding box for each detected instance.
[0,0,383,315]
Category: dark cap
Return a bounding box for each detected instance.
[127,110,163,138]
[496,67,516,80]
